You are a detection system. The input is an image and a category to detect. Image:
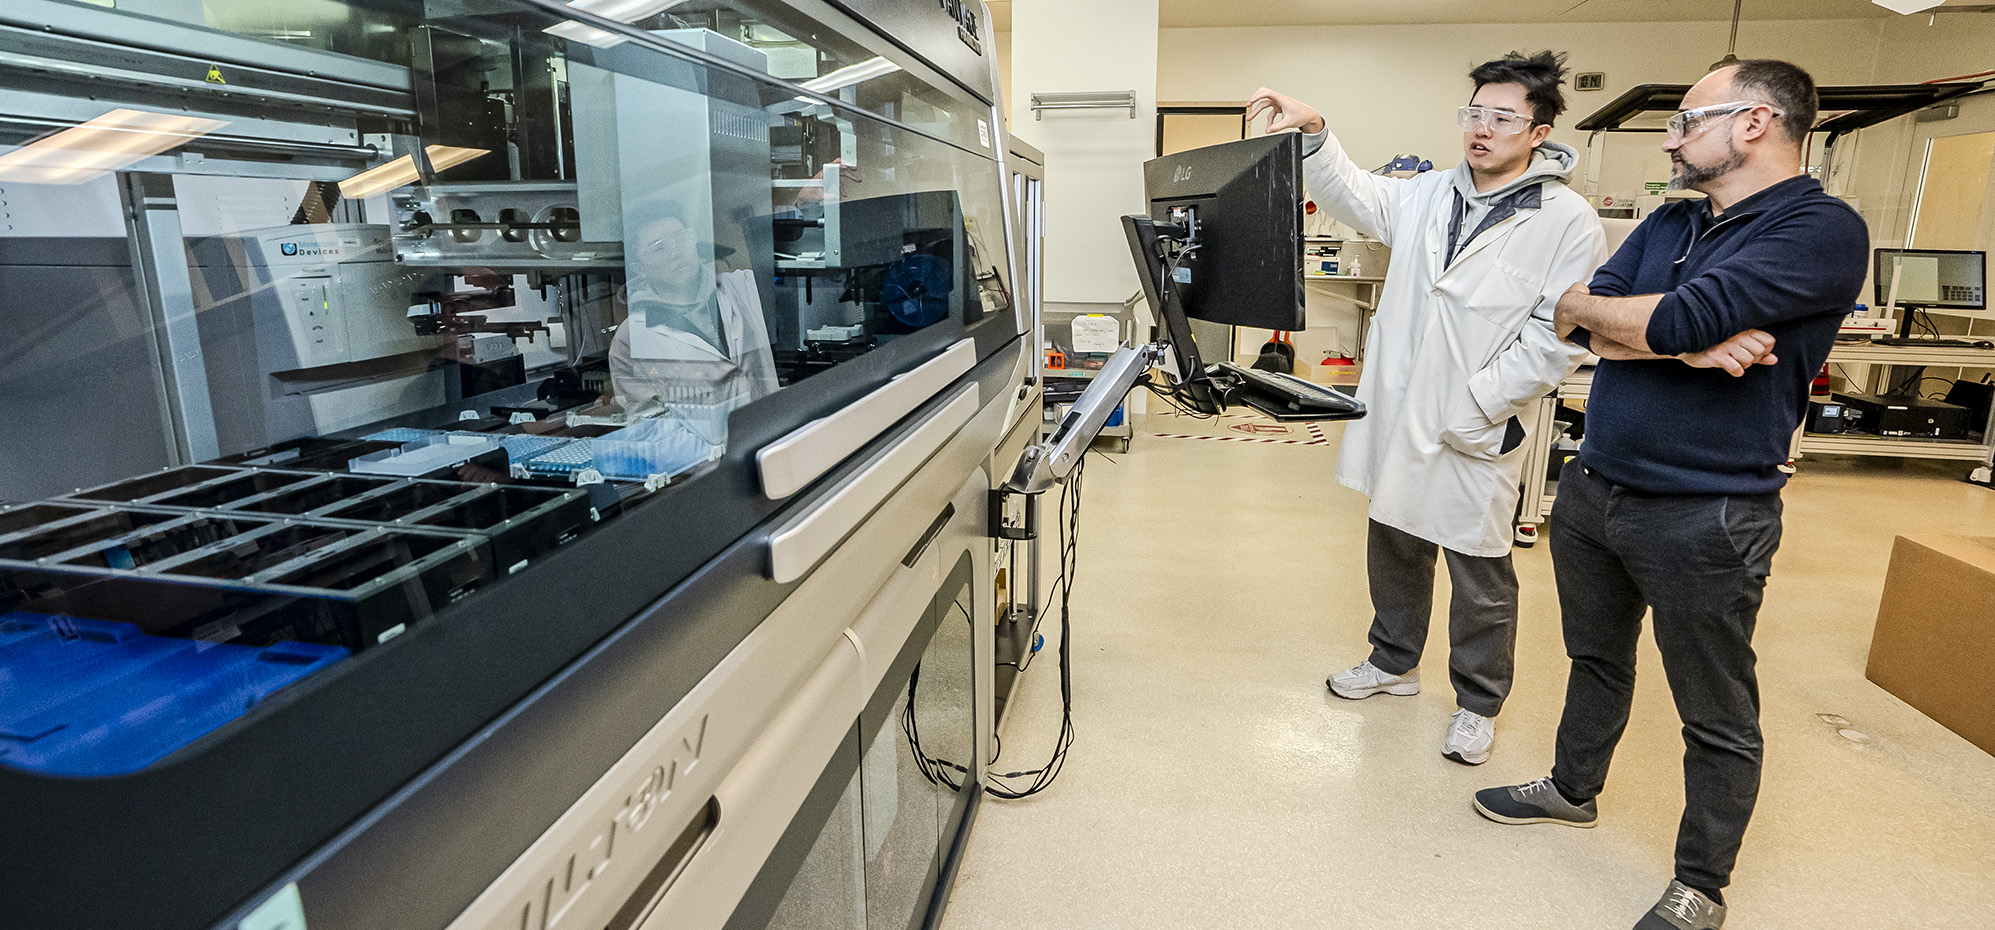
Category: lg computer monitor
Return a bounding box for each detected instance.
[1874,248,1986,310]
[1141,134,1305,331]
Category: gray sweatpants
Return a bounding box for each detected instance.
[1364,519,1519,717]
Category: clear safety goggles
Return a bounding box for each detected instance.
[1456,105,1536,135]
[1664,100,1784,141]
[639,227,697,254]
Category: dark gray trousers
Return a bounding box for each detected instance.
[1364,519,1519,718]
[1547,460,1782,892]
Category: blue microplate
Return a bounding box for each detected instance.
[521,417,719,483]
[362,427,442,444]
[449,431,569,462]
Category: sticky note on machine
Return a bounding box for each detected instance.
[1070,314,1120,353]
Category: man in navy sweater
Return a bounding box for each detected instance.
[1471,61,1868,930]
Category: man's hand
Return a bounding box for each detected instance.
[1678,329,1778,377]
[1553,281,1589,339]
[1245,87,1324,135]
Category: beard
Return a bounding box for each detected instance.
[1669,140,1745,190]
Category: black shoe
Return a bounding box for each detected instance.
[1632,881,1726,929]
[1472,777,1598,827]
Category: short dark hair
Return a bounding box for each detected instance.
[1468,50,1570,127]
[1727,59,1817,145]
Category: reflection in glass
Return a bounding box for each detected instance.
[863,681,941,930]
[612,211,780,418]
[337,146,492,200]
[0,109,226,186]
[545,0,699,49]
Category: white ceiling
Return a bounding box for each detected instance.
[1153,0,1987,28]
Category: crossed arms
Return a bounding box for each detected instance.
[1556,287,1778,376]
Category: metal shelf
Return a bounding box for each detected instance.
[1798,433,1989,461]
[1829,342,1995,366]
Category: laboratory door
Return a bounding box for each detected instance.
[1156,104,1247,157]
[1909,130,1995,251]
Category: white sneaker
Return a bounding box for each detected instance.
[1444,708,1494,765]
[1327,660,1420,700]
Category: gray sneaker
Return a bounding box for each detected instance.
[1472,777,1598,827]
[1633,881,1726,929]
[1327,660,1420,700]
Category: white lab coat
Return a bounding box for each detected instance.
[610,269,780,415]
[1307,131,1604,557]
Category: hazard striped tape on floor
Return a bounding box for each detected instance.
[1149,421,1331,446]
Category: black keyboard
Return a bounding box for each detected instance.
[1872,337,1995,349]
[1212,361,1366,421]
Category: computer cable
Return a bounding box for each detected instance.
[1890,364,1928,396]
[902,456,1086,800]
[1915,309,1942,340]
[1140,375,1217,419]
[1917,376,1960,400]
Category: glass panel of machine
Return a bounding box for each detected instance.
[763,766,870,930]
[0,0,1008,778]
[863,576,976,930]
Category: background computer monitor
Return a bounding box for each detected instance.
[1874,248,1986,310]
[1141,134,1304,331]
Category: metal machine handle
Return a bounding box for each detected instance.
[757,340,977,500]
[767,386,979,583]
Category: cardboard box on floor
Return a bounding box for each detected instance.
[1866,535,1995,756]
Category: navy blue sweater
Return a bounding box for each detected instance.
[1579,175,1869,494]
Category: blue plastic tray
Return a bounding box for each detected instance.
[0,612,347,776]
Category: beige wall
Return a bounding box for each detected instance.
[1010,0,1159,304]
[994,28,1012,118]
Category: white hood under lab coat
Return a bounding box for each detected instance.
[610,268,780,416]
[1305,131,1604,557]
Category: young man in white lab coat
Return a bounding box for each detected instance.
[1247,51,1602,765]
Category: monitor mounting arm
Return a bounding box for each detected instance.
[1003,214,1206,495]
[1004,341,1164,494]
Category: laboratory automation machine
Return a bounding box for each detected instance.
[0,2,1041,930]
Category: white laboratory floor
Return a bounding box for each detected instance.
[940,411,1995,930]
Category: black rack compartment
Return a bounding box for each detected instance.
[0,506,489,652]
